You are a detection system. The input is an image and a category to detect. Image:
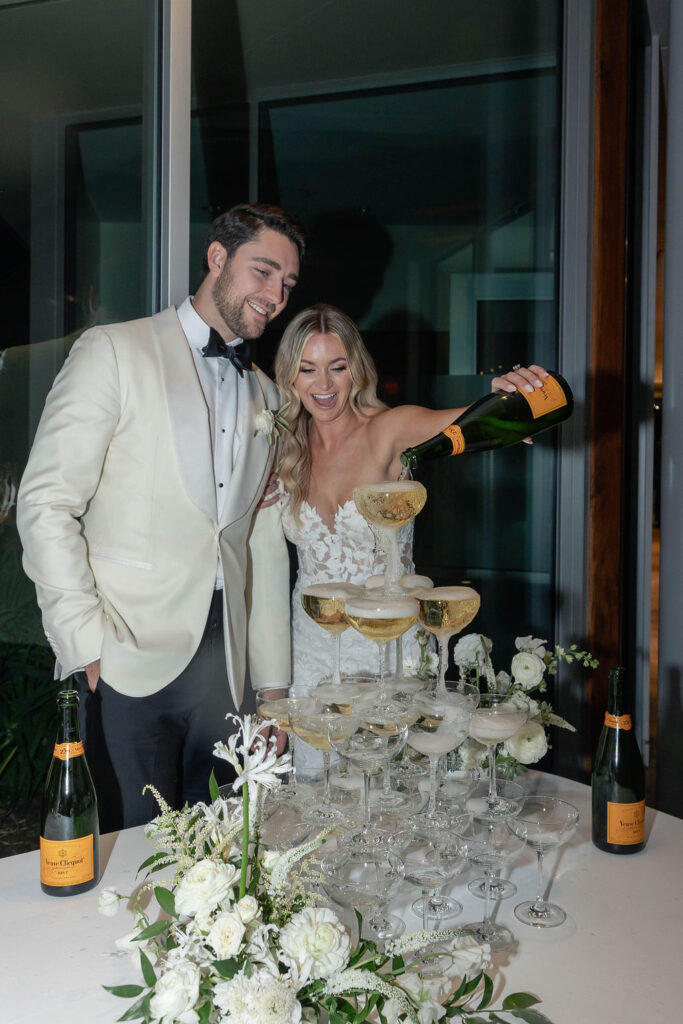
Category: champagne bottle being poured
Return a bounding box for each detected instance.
[399,372,573,474]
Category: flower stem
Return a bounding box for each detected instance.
[240,784,249,899]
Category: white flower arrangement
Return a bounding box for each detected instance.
[452,633,598,776]
[253,401,291,444]
[101,715,553,1023]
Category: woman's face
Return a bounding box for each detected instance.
[293,332,353,421]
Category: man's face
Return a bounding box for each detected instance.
[213,227,299,341]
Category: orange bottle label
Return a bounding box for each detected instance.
[40,834,94,886]
[442,423,466,455]
[606,800,645,845]
[53,741,85,760]
[518,373,567,420]
[604,712,632,730]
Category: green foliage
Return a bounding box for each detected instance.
[0,639,60,808]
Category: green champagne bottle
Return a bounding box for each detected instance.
[399,371,573,470]
[591,667,646,854]
[40,689,99,895]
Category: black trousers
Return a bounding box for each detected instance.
[76,591,248,833]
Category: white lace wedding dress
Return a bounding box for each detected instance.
[281,495,423,778]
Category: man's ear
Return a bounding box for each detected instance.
[206,241,227,278]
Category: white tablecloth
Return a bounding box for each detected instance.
[1,772,681,1023]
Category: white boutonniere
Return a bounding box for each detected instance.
[253,402,291,444]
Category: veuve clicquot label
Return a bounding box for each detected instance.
[606,801,646,846]
[520,373,568,419]
[40,834,95,887]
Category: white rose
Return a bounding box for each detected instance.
[398,972,447,1024]
[279,906,351,980]
[207,909,245,958]
[503,721,548,764]
[174,859,238,917]
[236,894,260,923]
[98,886,121,917]
[510,651,545,691]
[149,962,200,1024]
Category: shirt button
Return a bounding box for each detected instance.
[218,482,224,488]
[221,428,226,433]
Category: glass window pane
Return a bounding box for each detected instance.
[189,1,561,661]
[0,0,147,806]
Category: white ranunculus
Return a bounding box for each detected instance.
[452,633,492,669]
[235,894,260,923]
[214,968,301,1024]
[207,909,245,958]
[515,635,547,658]
[254,409,275,435]
[504,721,548,765]
[510,651,545,691]
[447,933,492,978]
[279,906,351,980]
[149,961,200,1024]
[97,886,121,916]
[174,859,239,917]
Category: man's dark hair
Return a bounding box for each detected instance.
[201,203,307,275]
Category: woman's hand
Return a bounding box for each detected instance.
[491,364,549,395]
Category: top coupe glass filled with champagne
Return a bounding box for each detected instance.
[352,480,427,593]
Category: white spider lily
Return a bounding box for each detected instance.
[213,714,292,795]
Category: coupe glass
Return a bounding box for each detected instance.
[320,845,406,943]
[416,586,481,695]
[366,572,434,697]
[510,795,579,927]
[468,693,529,817]
[465,779,525,900]
[454,814,527,952]
[344,594,418,704]
[406,693,471,829]
[328,706,408,847]
[352,480,427,593]
[288,698,355,825]
[301,582,361,687]
[390,825,466,929]
[254,686,299,805]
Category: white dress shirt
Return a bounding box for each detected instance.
[177,296,249,589]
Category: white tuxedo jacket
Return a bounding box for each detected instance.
[17,306,290,705]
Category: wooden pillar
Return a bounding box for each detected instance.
[587,0,630,755]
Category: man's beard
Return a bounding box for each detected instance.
[213,268,272,341]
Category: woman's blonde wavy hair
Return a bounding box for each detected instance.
[274,304,386,518]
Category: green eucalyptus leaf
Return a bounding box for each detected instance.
[502,993,541,1010]
[213,957,240,979]
[139,949,157,988]
[154,885,177,918]
[509,1010,554,1024]
[103,984,144,998]
[476,972,494,1009]
[135,919,171,941]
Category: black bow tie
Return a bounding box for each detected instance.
[202,329,252,377]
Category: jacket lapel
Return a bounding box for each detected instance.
[219,369,273,529]
[154,306,218,522]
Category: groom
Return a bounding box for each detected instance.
[17,202,305,831]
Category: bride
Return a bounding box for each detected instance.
[273,304,547,756]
